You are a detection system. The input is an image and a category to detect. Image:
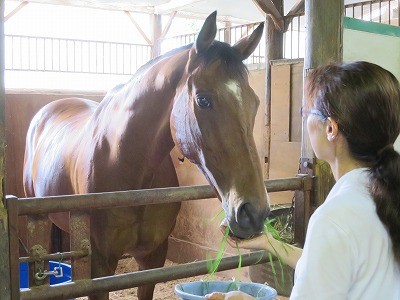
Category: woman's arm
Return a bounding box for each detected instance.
[225,228,303,269]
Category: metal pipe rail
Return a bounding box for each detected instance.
[19,249,90,263]
[10,176,312,216]
[20,250,273,300]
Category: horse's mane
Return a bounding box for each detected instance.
[136,44,192,75]
[108,40,248,95]
[134,40,248,80]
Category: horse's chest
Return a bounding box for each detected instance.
[91,203,180,255]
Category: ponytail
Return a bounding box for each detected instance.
[369,145,400,263]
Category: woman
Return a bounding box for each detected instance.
[207,61,400,299]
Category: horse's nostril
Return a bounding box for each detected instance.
[236,202,264,230]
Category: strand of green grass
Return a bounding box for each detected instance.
[206,226,230,276]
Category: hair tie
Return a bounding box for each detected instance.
[377,144,394,157]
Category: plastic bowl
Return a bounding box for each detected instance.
[175,281,277,300]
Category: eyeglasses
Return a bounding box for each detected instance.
[300,107,327,120]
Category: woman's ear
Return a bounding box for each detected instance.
[326,117,339,142]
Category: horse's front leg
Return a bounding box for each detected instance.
[88,239,120,300]
[135,237,169,300]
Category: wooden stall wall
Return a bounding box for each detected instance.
[268,60,303,205]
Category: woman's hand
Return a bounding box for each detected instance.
[205,291,255,300]
[225,231,272,251]
[220,220,302,269]
[220,221,273,251]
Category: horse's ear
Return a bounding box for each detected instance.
[233,23,264,60]
[195,11,217,54]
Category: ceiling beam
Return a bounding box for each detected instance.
[284,0,304,31]
[160,11,177,39]
[252,0,284,31]
[155,0,204,14]
[5,1,29,22]
[286,0,304,17]
[124,11,152,45]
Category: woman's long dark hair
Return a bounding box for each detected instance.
[306,61,400,264]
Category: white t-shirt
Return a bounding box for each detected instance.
[291,168,400,300]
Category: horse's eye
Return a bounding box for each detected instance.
[196,96,212,108]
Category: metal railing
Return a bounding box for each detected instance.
[5,35,151,75]
[5,176,313,299]
[345,0,400,24]
[5,0,399,75]
[284,0,399,59]
[161,22,265,65]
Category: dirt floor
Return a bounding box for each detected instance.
[76,258,289,300]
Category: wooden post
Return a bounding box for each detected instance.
[70,212,91,280]
[295,0,344,245]
[0,0,11,297]
[151,14,162,58]
[223,21,232,44]
[264,0,284,178]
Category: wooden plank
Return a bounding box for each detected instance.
[252,0,284,31]
[264,0,284,178]
[269,141,301,205]
[290,62,304,143]
[271,64,291,142]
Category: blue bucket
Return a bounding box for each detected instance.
[175,281,277,300]
[19,261,72,288]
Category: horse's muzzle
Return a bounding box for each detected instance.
[227,202,270,239]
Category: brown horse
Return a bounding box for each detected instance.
[23,11,269,300]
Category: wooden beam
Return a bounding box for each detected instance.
[155,0,203,14]
[295,0,344,245]
[124,11,152,45]
[151,13,162,58]
[284,0,305,31]
[252,0,284,31]
[286,0,305,17]
[264,0,284,179]
[160,11,177,39]
[5,1,29,22]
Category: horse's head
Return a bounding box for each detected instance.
[171,11,269,239]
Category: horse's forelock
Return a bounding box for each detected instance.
[198,41,248,80]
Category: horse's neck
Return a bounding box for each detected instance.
[92,50,189,169]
